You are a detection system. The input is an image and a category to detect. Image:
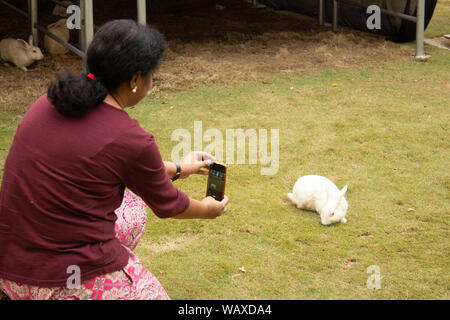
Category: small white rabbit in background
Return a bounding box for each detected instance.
[52,1,73,17]
[0,36,44,71]
[288,175,348,225]
[44,19,70,56]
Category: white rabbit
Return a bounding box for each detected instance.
[288,175,348,225]
[44,19,70,56]
[0,36,44,71]
[52,1,73,17]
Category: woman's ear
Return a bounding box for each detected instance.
[129,72,141,91]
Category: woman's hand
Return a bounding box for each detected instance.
[201,196,229,219]
[179,151,217,179]
[172,195,229,220]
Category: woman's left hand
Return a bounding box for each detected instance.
[180,151,217,179]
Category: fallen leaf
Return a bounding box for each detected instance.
[238,266,246,273]
[407,208,416,212]
[342,259,357,268]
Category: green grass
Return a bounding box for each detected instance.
[0,3,449,300]
[123,45,449,299]
[425,0,450,38]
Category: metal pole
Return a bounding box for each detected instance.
[415,0,429,59]
[34,23,86,58]
[332,0,339,31]
[81,0,94,71]
[79,0,85,52]
[83,0,94,50]
[319,0,325,26]
[28,0,38,46]
[137,0,147,25]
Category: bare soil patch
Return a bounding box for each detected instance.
[141,234,200,253]
[0,0,412,113]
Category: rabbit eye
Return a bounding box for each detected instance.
[330,212,335,216]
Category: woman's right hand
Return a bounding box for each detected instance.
[172,195,229,220]
[201,196,229,219]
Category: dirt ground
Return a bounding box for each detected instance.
[0,0,412,113]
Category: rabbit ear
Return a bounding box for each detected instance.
[28,35,33,46]
[17,39,29,50]
[338,185,348,200]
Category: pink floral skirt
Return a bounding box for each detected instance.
[0,190,170,300]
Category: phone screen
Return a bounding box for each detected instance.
[206,163,226,201]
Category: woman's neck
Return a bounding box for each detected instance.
[104,93,125,111]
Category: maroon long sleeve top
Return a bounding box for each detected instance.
[0,95,190,287]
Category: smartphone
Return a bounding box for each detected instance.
[206,162,227,201]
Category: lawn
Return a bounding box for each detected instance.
[0,1,449,300]
[127,44,449,299]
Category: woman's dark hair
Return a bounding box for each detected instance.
[48,20,166,117]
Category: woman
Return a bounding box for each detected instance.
[0,20,228,300]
